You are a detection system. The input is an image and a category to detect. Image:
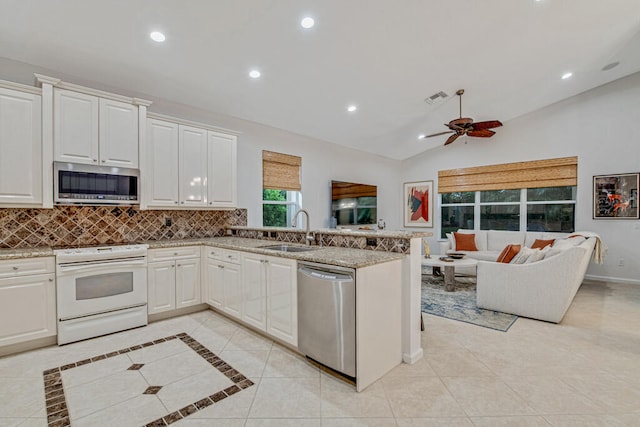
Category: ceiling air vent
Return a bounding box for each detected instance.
[424,91,449,105]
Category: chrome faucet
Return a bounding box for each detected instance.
[292,209,314,245]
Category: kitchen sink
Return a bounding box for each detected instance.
[259,244,317,253]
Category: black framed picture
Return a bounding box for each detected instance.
[593,173,639,219]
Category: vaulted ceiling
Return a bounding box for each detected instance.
[1,0,639,160]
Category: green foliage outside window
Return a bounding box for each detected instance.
[263,189,288,227]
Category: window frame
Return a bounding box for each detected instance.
[439,187,576,238]
[262,190,302,227]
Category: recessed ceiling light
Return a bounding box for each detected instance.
[301,17,315,29]
[602,61,620,71]
[249,70,261,79]
[150,31,166,42]
[561,72,573,80]
[347,105,357,112]
[418,134,426,139]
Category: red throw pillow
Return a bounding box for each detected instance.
[531,239,554,249]
[496,244,521,263]
[454,232,478,251]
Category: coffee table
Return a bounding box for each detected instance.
[422,257,478,291]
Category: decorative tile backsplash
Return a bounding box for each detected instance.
[0,207,247,248]
[231,228,411,254]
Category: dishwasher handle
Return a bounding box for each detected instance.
[298,266,353,282]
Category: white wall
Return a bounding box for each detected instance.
[401,72,640,284]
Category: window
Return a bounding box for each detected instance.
[262,189,302,227]
[440,186,576,238]
[262,150,302,227]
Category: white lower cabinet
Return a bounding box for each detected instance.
[241,253,297,347]
[147,247,201,315]
[204,248,242,320]
[0,257,56,347]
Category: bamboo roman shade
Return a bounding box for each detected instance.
[262,150,302,191]
[438,156,577,193]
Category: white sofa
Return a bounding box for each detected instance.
[437,229,597,323]
[438,229,570,261]
[476,237,596,323]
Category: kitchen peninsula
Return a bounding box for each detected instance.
[0,227,428,391]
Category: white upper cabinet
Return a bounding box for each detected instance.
[0,87,43,206]
[144,116,238,209]
[98,98,139,167]
[207,131,237,208]
[54,88,139,168]
[179,125,208,207]
[146,119,179,207]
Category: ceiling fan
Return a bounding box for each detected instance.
[422,89,503,146]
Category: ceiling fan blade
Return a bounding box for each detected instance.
[423,130,454,138]
[472,120,503,130]
[467,129,496,138]
[444,133,460,145]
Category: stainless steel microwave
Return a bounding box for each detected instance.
[54,162,139,205]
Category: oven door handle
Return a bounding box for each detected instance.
[57,258,147,274]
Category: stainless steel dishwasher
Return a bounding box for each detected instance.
[297,261,356,378]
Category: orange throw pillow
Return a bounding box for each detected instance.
[454,232,478,251]
[531,239,554,249]
[496,244,521,263]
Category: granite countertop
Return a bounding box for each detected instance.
[148,237,405,269]
[228,226,432,239]
[0,247,54,260]
[1,237,405,268]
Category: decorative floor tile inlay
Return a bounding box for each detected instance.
[42,332,254,427]
[143,386,163,395]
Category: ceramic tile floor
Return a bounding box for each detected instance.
[1,279,639,426]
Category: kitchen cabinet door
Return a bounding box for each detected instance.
[99,98,138,168]
[241,254,267,331]
[266,256,297,346]
[53,89,99,165]
[207,131,237,208]
[222,261,242,319]
[147,260,176,314]
[146,119,179,207]
[175,257,201,309]
[0,87,42,206]
[205,259,225,309]
[0,273,56,347]
[178,125,208,207]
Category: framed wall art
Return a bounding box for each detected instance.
[404,180,433,227]
[593,173,639,219]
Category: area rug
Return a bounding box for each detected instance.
[421,274,518,332]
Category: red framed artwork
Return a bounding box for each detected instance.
[404,180,433,227]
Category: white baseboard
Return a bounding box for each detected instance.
[402,347,424,365]
[584,274,640,286]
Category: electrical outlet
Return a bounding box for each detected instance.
[618,258,625,267]
[164,217,172,227]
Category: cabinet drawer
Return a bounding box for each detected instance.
[0,257,55,278]
[206,248,240,264]
[148,246,201,262]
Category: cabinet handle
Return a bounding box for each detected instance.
[171,265,175,268]
[49,278,54,282]
[92,159,97,162]
[12,266,18,270]
[174,201,178,204]
[101,160,106,163]
[218,265,224,269]
[174,252,178,256]
[209,202,213,205]
[181,201,185,204]
[177,264,181,267]
[227,255,232,258]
